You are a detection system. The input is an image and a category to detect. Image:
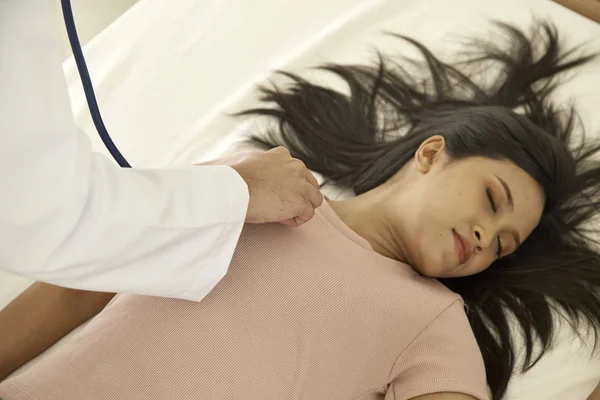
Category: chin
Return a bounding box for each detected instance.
[411,252,454,278]
[412,261,443,278]
[408,244,449,277]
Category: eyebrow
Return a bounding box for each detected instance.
[495,175,521,248]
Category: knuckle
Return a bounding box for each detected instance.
[302,208,315,223]
[274,146,290,155]
[267,147,281,157]
[292,159,306,171]
[314,192,324,206]
[296,192,308,204]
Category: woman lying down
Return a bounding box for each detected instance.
[1,20,600,400]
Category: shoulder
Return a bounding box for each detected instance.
[387,300,489,400]
[402,269,466,313]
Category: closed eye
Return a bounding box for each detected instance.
[486,188,497,213]
[486,188,503,258]
[496,237,503,259]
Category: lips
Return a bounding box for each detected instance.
[453,229,473,265]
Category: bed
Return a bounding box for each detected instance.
[1,0,599,398]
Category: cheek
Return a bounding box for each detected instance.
[411,230,455,277]
[421,175,477,221]
[517,208,544,240]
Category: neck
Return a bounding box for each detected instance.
[328,191,409,264]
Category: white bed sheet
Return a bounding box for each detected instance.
[1,0,599,398]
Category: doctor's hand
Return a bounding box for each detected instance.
[231,147,323,226]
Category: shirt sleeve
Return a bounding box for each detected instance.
[0,0,249,301]
[385,300,490,400]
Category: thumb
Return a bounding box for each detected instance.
[278,218,298,227]
[290,205,316,227]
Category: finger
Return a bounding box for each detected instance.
[278,218,298,227]
[304,169,320,189]
[270,146,290,156]
[292,205,316,227]
[304,183,324,208]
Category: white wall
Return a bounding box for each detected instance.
[48,0,138,60]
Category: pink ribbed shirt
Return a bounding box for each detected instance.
[0,200,489,400]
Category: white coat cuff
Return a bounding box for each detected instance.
[180,165,248,301]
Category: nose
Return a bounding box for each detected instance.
[472,225,494,253]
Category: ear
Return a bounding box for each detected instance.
[415,135,446,173]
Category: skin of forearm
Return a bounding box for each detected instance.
[0,282,114,381]
[588,383,600,400]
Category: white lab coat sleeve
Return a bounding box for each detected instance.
[0,0,249,301]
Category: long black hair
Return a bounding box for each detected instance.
[237,21,600,399]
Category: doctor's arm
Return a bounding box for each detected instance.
[588,383,600,400]
[0,0,320,301]
[0,0,248,301]
[0,283,115,381]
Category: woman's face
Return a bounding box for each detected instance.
[383,135,546,278]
